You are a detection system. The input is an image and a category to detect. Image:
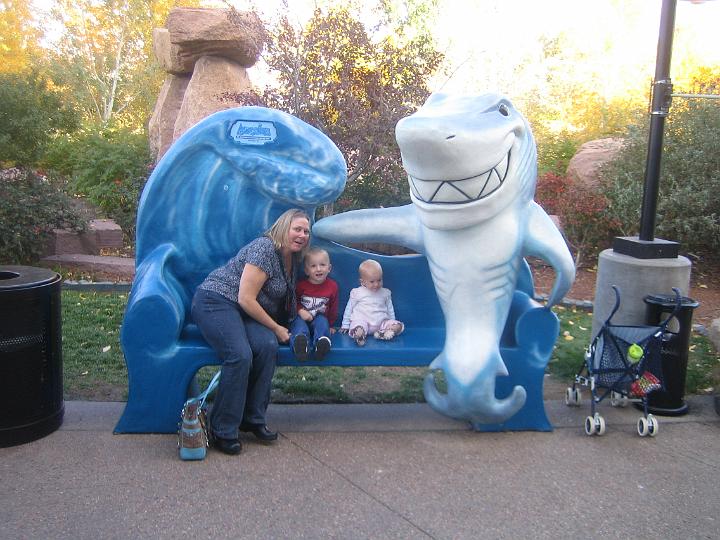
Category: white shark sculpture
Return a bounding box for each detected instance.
[313,93,575,425]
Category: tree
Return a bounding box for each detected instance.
[45,0,199,128]
[0,0,41,74]
[226,4,443,212]
[517,29,649,176]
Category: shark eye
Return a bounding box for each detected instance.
[498,104,510,117]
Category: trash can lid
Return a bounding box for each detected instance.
[643,293,699,308]
[0,266,61,291]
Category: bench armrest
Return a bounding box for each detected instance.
[121,244,188,355]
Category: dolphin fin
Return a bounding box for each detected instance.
[313,204,425,254]
[523,202,575,307]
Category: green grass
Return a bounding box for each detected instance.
[272,366,351,402]
[547,305,594,380]
[60,291,720,401]
[62,290,129,399]
[686,335,720,394]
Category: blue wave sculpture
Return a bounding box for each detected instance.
[116,107,346,433]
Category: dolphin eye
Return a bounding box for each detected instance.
[498,104,510,117]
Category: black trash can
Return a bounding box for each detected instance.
[643,292,699,416]
[0,266,63,447]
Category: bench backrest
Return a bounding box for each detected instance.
[315,239,443,329]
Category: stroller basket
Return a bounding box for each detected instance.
[591,324,663,394]
[566,286,682,437]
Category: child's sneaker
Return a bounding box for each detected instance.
[315,336,331,361]
[293,334,309,361]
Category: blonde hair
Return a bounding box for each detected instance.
[265,208,311,256]
[304,247,330,263]
[359,259,382,277]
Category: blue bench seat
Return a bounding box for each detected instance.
[182,325,444,367]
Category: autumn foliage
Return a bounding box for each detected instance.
[535,172,620,266]
[224,6,443,213]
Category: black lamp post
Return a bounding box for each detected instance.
[613,0,681,259]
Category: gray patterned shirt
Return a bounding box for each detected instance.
[199,237,295,320]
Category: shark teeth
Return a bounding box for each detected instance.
[409,150,510,204]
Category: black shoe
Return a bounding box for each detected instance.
[240,423,278,442]
[212,435,242,455]
[293,334,309,361]
[315,336,331,361]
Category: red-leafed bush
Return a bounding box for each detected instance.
[536,172,620,266]
[535,172,567,216]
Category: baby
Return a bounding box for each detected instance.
[290,247,339,361]
[340,259,404,347]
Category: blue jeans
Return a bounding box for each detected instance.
[289,314,330,351]
[191,289,278,440]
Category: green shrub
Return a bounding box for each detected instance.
[536,131,579,176]
[0,71,79,166]
[602,98,720,253]
[0,168,86,264]
[44,128,151,238]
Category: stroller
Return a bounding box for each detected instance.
[565,286,682,437]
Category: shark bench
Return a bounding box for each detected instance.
[115,105,563,434]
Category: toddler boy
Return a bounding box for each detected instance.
[290,247,338,361]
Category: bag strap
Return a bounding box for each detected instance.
[185,370,221,409]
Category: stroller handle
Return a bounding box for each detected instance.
[605,286,684,331]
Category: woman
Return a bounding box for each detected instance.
[191,209,311,455]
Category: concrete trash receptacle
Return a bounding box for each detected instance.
[0,266,63,447]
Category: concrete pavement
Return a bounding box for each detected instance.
[2,397,719,539]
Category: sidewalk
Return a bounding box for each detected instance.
[2,397,719,539]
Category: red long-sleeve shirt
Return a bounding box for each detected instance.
[295,278,339,327]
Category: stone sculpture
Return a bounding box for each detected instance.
[313,93,576,425]
[148,8,266,162]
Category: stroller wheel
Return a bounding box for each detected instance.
[647,414,659,437]
[584,414,605,436]
[595,413,606,435]
[637,416,649,437]
[565,387,581,406]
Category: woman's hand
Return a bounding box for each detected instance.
[274,326,290,343]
